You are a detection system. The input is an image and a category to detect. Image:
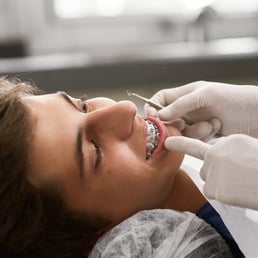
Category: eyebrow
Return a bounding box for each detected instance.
[57,91,84,179]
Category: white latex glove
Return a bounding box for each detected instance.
[165,134,258,210]
[144,81,258,139]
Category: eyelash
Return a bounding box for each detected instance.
[92,141,101,168]
[80,95,89,113]
[81,100,88,113]
[95,144,101,168]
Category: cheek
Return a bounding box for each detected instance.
[104,143,183,190]
[98,147,152,194]
[102,147,173,200]
[83,141,183,213]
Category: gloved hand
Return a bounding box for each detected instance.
[144,81,258,139]
[165,134,258,210]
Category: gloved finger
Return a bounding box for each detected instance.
[200,159,211,181]
[201,118,222,142]
[164,136,210,160]
[149,82,206,106]
[183,121,213,139]
[158,90,208,121]
[207,136,226,145]
[210,117,222,135]
[144,103,159,117]
[163,118,186,132]
[148,89,172,107]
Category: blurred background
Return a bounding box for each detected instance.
[1,0,258,105]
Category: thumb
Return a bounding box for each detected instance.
[165,136,210,160]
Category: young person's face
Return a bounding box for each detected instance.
[23,92,184,223]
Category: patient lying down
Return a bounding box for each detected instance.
[0,77,243,257]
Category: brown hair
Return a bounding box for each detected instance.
[0,77,107,258]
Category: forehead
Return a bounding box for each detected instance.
[22,93,78,185]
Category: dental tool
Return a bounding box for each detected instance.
[126,90,193,125]
[127,90,164,110]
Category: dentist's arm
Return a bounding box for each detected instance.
[145,81,258,139]
[167,134,258,210]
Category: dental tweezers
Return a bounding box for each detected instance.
[126,90,193,125]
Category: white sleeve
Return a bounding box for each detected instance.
[182,155,258,258]
[209,201,258,258]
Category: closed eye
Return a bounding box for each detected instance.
[91,140,102,168]
[81,99,88,113]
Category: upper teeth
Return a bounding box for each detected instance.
[144,118,160,160]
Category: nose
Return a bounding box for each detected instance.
[86,101,137,140]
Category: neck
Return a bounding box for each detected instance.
[162,169,207,213]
